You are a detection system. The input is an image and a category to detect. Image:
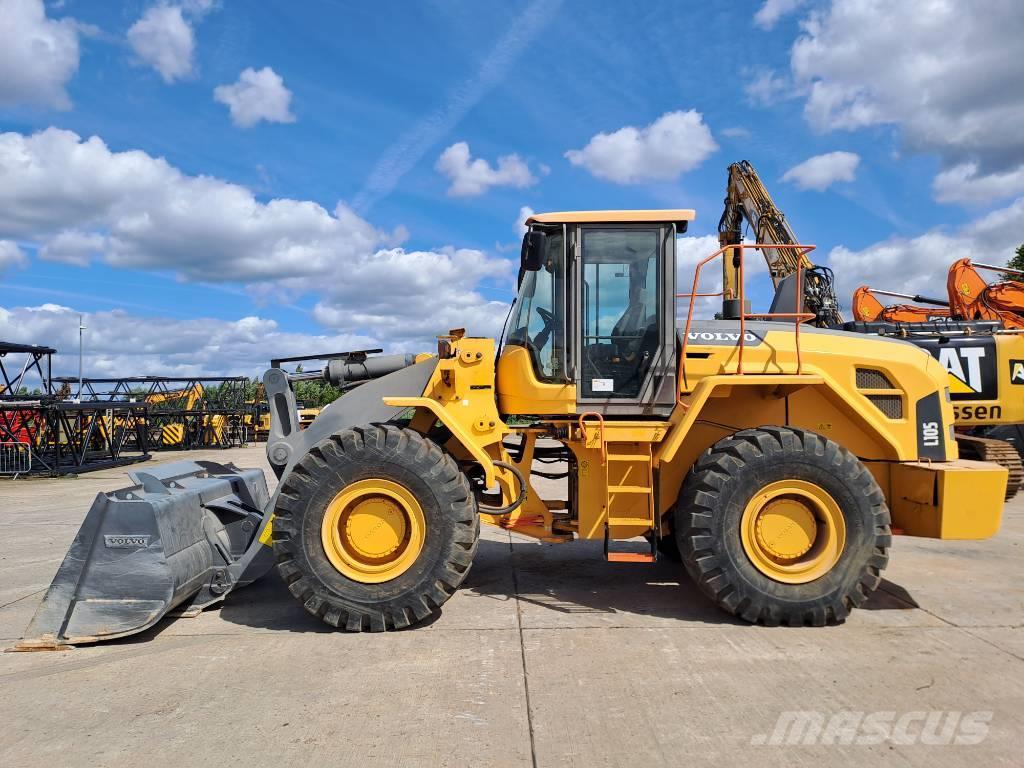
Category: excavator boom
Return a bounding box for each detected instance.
[719,161,843,326]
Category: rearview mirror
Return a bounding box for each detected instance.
[520,230,546,272]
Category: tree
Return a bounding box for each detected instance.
[1006,243,1024,281]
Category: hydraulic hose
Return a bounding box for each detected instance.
[477,459,527,516]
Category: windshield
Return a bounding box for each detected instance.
[503,229,565,382]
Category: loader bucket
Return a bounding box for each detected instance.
[15,460,274,649]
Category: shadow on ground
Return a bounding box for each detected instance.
[62,535,920,649]
[208,538,919,635]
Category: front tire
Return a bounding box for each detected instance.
[675,427,890,626]
[271,424,479,631]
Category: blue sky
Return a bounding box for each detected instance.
[1,0,1022,376]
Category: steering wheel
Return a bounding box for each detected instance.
[532,307,556,349]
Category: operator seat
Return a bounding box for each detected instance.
[611,289,649,357]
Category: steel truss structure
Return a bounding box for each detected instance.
[0,343,151,476]
[53,376,256,450]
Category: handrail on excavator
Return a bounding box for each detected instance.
[676,243,817,401]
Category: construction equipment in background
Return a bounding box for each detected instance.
[718,160,843,326]
[849,261,1024,497]
[0,342,151,476]
[57,375,255,450]
[852,286,951,323]
[18,205,1009,650]
[947,259,1024,328]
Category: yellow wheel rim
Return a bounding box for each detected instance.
[321,479,426,584]
[740,480,846,584]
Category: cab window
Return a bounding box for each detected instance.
[503,230,566,382]
[580,228,660,398]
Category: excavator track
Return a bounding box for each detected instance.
[956,434,1023,500]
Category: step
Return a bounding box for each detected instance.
[608,485,652,494]
[607,516,655,527]
[606,453,651,463]
[606,552,655,563]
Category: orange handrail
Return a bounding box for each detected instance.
[676,244,817,404]
[578,411,606,465]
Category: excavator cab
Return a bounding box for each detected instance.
[498,211,684,417]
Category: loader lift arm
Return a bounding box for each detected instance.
[719,160,843,326]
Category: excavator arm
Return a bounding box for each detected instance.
[719,160,843,326]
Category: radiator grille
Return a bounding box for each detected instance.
[856,368,895,390]
[866,394,903,419]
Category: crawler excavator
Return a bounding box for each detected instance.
[16,205,1008,649]
[852,260,1024,496]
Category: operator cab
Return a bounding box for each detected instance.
[498,210,693,418]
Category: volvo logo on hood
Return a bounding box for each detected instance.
[686,330,762,346]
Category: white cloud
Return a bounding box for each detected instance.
[0,303,379,378]
[932,163,1024,205]
[565,110,718,184]
[38,229,106,266]
[789,0,1024,175]
[826,197,1024,302]
[127,3,204,83]
[0,128,389,282]
[781,151,860,191]
[214,67,296,128]
[721,126,752,140]
[515,206,534,235]
[743,69,793,107]
[0,127,515,351]
[0,240,28,275]
[754,0,808,29]
[311,246,511,345]
[0,0,81,109]
[435,142,536,197]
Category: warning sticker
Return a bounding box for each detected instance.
[591,378,614,392]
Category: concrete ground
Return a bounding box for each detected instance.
[0,446,1021,767]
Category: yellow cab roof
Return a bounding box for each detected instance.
[525,209,696,225]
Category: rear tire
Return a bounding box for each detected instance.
[271,424,479,631]
[674,427,890,626]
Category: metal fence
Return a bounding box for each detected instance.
[0,441,31,478]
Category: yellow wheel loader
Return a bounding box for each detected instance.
[17,209,1008,648]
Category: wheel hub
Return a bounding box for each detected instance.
[753,498,817,560]
[740,480,846,584]
[321,479,426,584]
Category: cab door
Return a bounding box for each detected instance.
[573,224,677,417]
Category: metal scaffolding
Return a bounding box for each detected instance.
[0,343,151,477]
[52,376,256,450]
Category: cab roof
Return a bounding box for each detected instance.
[526,209,696,226]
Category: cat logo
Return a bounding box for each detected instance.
[915,337,997,400]
[1011,359,1024,385]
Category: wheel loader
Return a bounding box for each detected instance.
[16,208,1008,649]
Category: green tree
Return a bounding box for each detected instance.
[1006,243,1024,281]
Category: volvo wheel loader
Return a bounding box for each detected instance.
[16,208,1008,649]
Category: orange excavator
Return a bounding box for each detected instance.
[854,259,1024,327]
[947,259,1024,329]
[852,286,951,323]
